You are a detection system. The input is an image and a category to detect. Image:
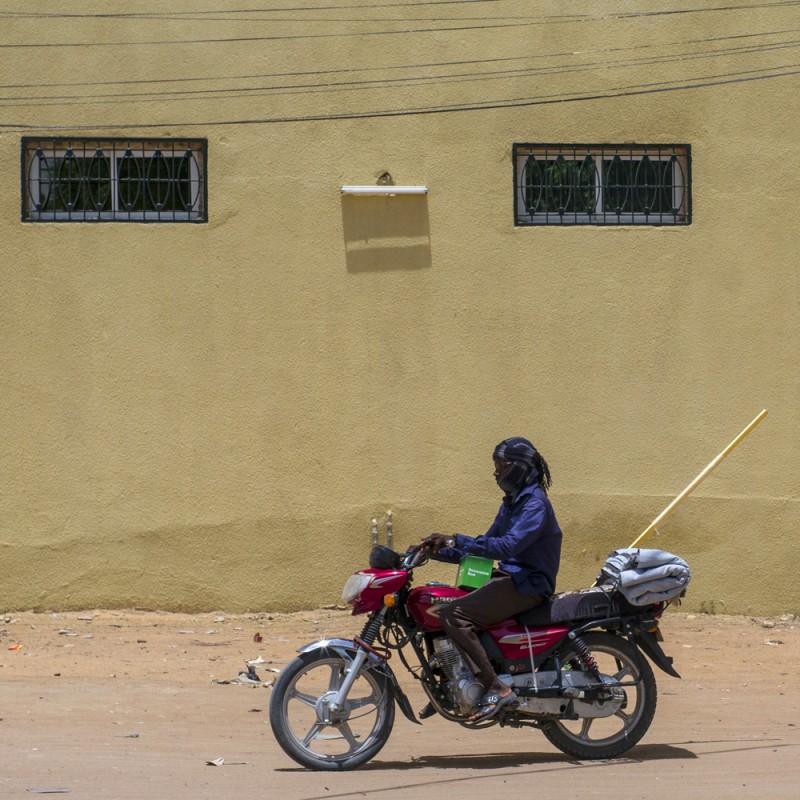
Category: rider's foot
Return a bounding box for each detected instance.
[418,702,437,719]
[468,686,518,722]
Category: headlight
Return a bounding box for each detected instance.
[341,573,373,606]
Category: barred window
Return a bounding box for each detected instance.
[22,137,207,222]
[514,144,690,225]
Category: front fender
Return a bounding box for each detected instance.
[296,638,420,725]
[298,637,382,663]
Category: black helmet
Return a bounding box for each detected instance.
[493,436,538,465]
[493,436,552,495]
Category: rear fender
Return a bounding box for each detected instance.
[565,619,681,679]
[546,619,680,678]
[297,638,421,725]
[634,629,681,678]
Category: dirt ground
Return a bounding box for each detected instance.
[1,606,798,799]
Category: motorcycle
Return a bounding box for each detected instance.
[269,543,682,771]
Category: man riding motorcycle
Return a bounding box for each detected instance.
[421,436,562,722]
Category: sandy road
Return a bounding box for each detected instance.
[1,608,798,799]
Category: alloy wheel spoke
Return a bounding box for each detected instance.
[613,664,633,681]
[615,708,633,725]
[348,690,380,711]
[301,722,327,747]
[338,722,360,752]
[290,689,319,709]
[578,717,594,740]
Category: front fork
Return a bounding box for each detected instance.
[316,608,421,725]
[328,648,371,714]
[328,608,387,714]
[297,608,420,725]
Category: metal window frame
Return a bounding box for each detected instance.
[21,136,209,223]
[513,143,691,226]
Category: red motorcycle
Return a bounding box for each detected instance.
[269,544,681,771]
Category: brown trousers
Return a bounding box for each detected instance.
[438,575,544,690]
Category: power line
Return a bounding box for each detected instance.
[2,63,796,130]
[1,36,797,108]
[0,21,551,50]
[0,26,797,94]
[2,1,799,49]
[0,0,504,19]
[393,62,800,113]
[0,21,553,49]
[0,0,796,22]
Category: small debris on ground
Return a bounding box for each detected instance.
[210,657,280,686]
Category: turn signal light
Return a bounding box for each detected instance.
[648,625,665,641]
[383,594,397,607]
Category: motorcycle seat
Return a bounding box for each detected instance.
[517,587,631,627]
[515,600,554,626]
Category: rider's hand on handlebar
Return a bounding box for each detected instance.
[421,533,456,554]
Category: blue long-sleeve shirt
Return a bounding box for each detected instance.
[435,483,562,596]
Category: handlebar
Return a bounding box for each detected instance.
[402,543,430,570]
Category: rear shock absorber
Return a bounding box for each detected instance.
[569,634,601,679]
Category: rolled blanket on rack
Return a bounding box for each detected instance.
[597,548,691,606]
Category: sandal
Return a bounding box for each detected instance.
[468,690,518,722]
[418,702,437,720]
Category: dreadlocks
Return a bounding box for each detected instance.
[531,450,552,494]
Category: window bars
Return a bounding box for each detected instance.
[21,138,207,223]
[514,144,691,225]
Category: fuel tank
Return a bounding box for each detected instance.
[407,584,467,630]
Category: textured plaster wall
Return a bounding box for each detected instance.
[0,1,797,614]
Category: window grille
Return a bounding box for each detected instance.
[514,144,691,225]
[21,137,207,223]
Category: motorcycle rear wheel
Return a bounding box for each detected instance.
[541,631,657,760]
[269,650,395,771]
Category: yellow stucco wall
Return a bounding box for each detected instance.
[1,2,797,614]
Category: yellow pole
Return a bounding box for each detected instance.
[627,409,768,550]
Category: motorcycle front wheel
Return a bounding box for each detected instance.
[269,650,395,771]
[542,631,657,760]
